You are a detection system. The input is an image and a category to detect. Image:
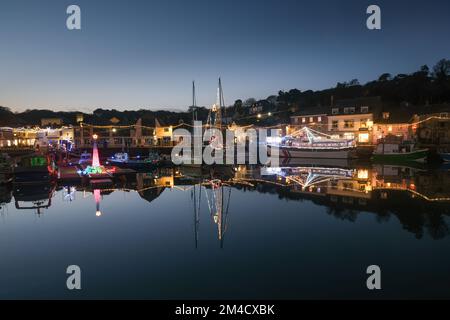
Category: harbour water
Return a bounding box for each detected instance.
[1,163,450,299]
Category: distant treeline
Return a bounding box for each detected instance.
[1,58,449,127]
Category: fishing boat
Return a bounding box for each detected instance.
[372,137,428,163]
[13,154,56,184]
[0,153,13,184]
[269,127,357,159]
[106,151,161,169]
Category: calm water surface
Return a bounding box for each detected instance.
[1,163,450,299]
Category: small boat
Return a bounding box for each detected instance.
[107,152,161,169]
[439,152,450,162]
[372,139,428,163]
[13,154,56,184]
[78,152,92,165]
[0,153,13,184]
[268,127,357,159]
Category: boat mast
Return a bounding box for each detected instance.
[192,80,197,125]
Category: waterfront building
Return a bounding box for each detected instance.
[0,127,14,148]
[372,109,412,144]
[41,118,63,127]
[35,127,75,150]
[327,97,381,144]
[73,117,175,149]
[289,106,328,134]
[410,105,450,148]
[11,127,38,148]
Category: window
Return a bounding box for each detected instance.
[164,127,170,132]
[332,108,339,115]
[344,120,354,128]
[332,120,339,129]
[360,119,369,128]
[302,118,306,123]
[358,133,369,143]
[344,107,355,114]
[361,106,369,113]
[309,117,313,123]
[382,112,390,119]
[318,116,322,122]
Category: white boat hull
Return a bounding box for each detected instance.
[272,146,355,159]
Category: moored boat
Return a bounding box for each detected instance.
[439,152,450,162]
[0,153,13,184]
[372,138,428,163]
[106,151,161,169]
[78,152,92,165]
[13,154,56,184]
[268,127,357,159]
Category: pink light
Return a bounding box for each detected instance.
[92,139,100,167]
[94,189,101,216]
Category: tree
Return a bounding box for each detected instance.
[378,73,392,82]
[243,98,256,107]
[433,59,450,82]
[233,99,243,116]
[420,65,429,75]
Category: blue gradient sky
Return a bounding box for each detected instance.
[1,0,449,112]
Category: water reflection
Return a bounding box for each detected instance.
[1,163,450,241]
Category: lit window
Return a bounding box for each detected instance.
[358,133,369,143]
[344,120,354,128]
[357,169,369,179]
[318,116,322,122]
[302,118,306,123]
[332,108,339,115]
[309,117,313,122]
[382,112,390,119]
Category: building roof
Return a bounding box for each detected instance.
[334,96,382,108]
[291,106,329,117]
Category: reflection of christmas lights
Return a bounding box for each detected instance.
[94,189,102,217]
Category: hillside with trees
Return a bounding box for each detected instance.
[1,58,449,127]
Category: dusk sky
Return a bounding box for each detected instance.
[1,0,449,112]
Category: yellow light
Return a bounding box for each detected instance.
[95,211,102,217]
[257,114,262,118]
[268,112,272,116]
[357,169,369,179]
[112,128,117,133]
[93,134,98,140]
[388,126,393,132]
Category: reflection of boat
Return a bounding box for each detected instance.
[13,155,55,184]
[107,152,160,169]
[279,157,353,168]
[269,127,356,159]
[0,184,12,208]
[372,138,428,163]
[0,153,13,184]
[13,182,55,213]
[261,166,355,188]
